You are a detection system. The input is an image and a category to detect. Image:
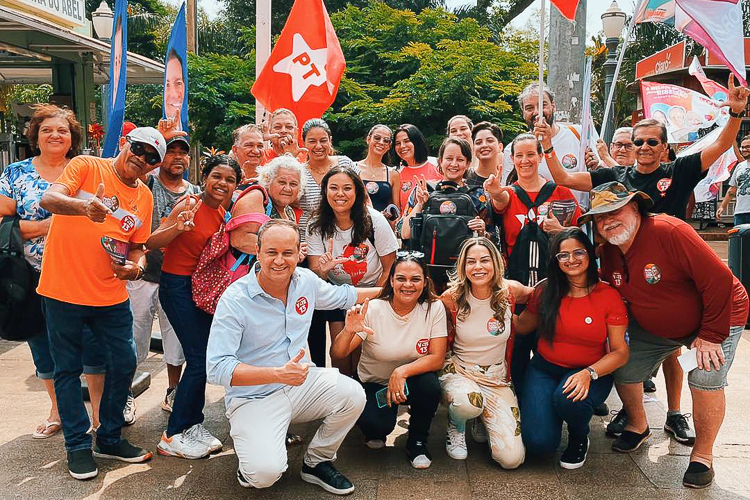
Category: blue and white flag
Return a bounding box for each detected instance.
[163,3,188,131]
[102,0,128,157]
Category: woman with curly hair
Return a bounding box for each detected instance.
[307,165,398,372]
[439,237,530,468]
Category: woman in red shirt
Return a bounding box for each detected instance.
[514,228,629,470]
[147,155,240,460]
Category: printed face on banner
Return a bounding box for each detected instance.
[112,18,123,108]
[164,53,185,122]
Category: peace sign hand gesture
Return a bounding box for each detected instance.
[345,298,374,336]
[415,175,430,206]
[727,74,750,115]
[176,197,201,232]
[318,238,349,275]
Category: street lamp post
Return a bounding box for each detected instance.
[601,1,626,144]
[91,1,114,138]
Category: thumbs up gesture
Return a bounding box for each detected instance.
[85,183,112,223]
[277,349,309,386]
[318,238,349,275]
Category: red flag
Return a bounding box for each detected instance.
[252,0,345,128]
[551,0,580,21]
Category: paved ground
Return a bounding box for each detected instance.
[2,241,749,500]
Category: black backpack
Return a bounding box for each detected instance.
[410,181,479,271]
[506,181,557,286]
[0,216,45,341]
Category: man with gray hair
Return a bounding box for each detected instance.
[232,124,265,184]
[596,127,635,167]
[502,82,598,209]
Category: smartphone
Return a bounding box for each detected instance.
[375,382,409,408]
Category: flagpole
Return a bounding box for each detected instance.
[256,0,272,125]
[600,0,643,140]
[538,0,546,139]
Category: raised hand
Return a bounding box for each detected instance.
[85,183,112,223]
[176,197,201,232]
[345,298,374,336]
[415,175,429,205]
[727,74,750,115]
[277,349,309,386]
[158,108,188,141]
[482,174,506,199]
[532,118,553,151]
[318,238,348,275]
[584,146,599,170]
[298,241,308,263]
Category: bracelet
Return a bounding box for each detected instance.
[543,145,554,155]
[729,108,746,118]
[134,265,145,281]
[544,150,556,160]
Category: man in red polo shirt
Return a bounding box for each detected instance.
[584,181,748,489]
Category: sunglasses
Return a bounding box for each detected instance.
[555,249,588,263]
[127,137,161,166]
[633,138,660,147]
[396,250,424,259]
[371,134,392,144]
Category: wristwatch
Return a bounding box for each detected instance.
[586,366,599,380]
[729,108,746,119]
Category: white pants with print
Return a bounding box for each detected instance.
[227,367,366,489]
[127,280,184,366]
[439,354,525,469]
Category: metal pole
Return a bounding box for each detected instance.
[256,0,272,125]
[537,0,546,138]
[602,36,620,144]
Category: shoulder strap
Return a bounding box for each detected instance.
[146,175,155,190]
[535,181,557,206]
[567,124,581,140]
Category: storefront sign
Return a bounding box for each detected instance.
[1,0,85,28]
[636,41,685,80]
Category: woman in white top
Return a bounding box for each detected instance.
[439,237,532,468]
[307,165,398,373]
[331,253,447,469]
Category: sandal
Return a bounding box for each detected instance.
[32,419,61,439]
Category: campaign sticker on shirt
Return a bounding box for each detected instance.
[643,263,662,284]
[561,154,578,170]
[102,195,120,212]
[584,317,593,324]
[612,272,623,287]
[401,181,413,193]
[440,200,457,214]
[487,318,505,336]
[366,181,379,194]
[415,338,430,355]
[120,214,136,233]
[295,297,309,315]
[538,203,549,217]
[657,178,672,197]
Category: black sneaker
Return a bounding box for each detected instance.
[406,440,432,469]
[67,449,98,480]
[560,436,589,470]
[237,468,251,488]
[643,379,657,393]
[612,429,651,453]
[664,413,696,446]
[300,461,355,495]
[93,439,153,463]
[606,409,628,437]
[593,402,609,417]
[683,461,714,489]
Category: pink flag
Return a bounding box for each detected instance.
[675,0,747,86]
[688,56,729,101]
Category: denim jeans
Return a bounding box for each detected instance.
[27,327,105,380]
[520,355,613,455]
[43,297,136,452]
[159,272,213,437]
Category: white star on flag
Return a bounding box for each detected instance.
[273,33,329,102]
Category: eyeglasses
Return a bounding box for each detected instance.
[127,138,161,165]
[396,250,424,259]
[612,142,634,151]
[555,249,588,263]
[371,135,392,144]
[633,138,660,147]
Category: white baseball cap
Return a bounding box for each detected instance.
[126,127,167,161]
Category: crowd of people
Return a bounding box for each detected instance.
[1,76,749,494]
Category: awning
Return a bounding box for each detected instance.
[0,5,163,84]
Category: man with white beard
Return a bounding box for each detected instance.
[581,181,748,489]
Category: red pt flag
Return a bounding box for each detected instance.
[251,0,345,127]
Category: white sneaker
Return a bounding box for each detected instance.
[157,425,211,459]
[123,395,137,426]
[365,439,385,449]
[471,418,488,444]
[446,419,468,460]
[195,423,222,452]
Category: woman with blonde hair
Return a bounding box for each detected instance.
[439,237,531,467]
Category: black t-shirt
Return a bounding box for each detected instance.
[589,152,705,219]
[465,170,488,189]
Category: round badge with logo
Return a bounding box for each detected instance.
[401,181,413,193]
[415,338,430,354]
[120,215,136,233]
[295,297,309,315]
[657,178,672,198]
[561,154,578,170]
[365,181,379,195]
[439,200,457,214]
[487,318,505,336]
[538,203,549,217]
[584,317,593,325]
[643,263,662,284]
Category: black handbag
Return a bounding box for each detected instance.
[0,216,45,341]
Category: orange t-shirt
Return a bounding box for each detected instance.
[37,156,153,306]
[161,200,225,276]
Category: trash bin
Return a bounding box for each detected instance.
[728,224,750,327]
